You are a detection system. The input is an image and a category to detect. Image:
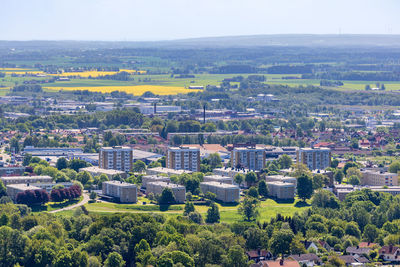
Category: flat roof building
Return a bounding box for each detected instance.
[361,170,398,186]
[7,184,41,201]
[146,181,186,203]
[167,146,200,172]
[296,147,331,170]
[0,166,26,177]
[200,181,240,203]
[1,175,53,186]
[213,167,251,178]
[204,175,233,184]
[141,175,170,188]
[146,167,192,177]
[266,181,295,200]
[102,181,137,203]
[265,175,297,187]
[79,166,127,179]
[99,146,133,172]
[231,145,265,171]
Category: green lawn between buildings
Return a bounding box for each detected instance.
[58,197,310,224]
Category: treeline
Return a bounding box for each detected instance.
[303,71,400,81]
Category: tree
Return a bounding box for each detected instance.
[297,174,314,201]
[0,180,6,198]
[363,224,379,243]
[0,226,27,267]
[311,189,340,209]
[234,173,244,187]
[89,191,97,201]
[207,153,222,169]
[348,175,361,186]
[346,167,362,179]
[77,171,92,185]
[183,202,195,216]
[68,159,89,172]
[258,180,269,197]
[132,160,146,173]
[331,158,339,168]
[206,202,220,223]
[334,169,344,184]
[278,154,292,169]
[158,188,176,205]
[56,157,68,170]
[292,163,312,178]
[245,172,257,187]
[312,174,326,189]
[224,245,248,267]
[238,196,260,221]
[23,153,32,166]
[104,252,125,267]
[269,229,294,256]
[247,186,259,198]
[188,211,203,224]
[389,161,400,174]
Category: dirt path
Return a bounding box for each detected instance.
[49,192,90,213]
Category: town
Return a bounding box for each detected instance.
[3,1,400,266]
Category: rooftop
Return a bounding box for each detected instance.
[201,181,239,189]
[103,180,137,188]
[6,184,41,190]
[80,166,125,175]
[1,175,52,181]
[266,181,296,187]
[147,181,185,189]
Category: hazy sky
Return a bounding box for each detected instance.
[1,0,399,41]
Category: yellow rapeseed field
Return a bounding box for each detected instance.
[47,69,146,78]
[44,85,200,95]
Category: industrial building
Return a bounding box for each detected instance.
[141,175,170,188]
[102,181,137,203]
[146,181,186,203]
[200,181,240,203]
[203,175,233,184]
[266,181,295,200]
[1,175,53,186]
[99,146,133,172]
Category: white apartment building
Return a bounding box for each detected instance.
[231,146,266,171]
[167,146,200,172]
[99,146,133,172]
[296,147,331,170]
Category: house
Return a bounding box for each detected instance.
[358,242,377,249]
[256,259,300,267]
[379,245,400,262]
[288,253,321,266]
[346,246,371,257]
[318,240,332,252]
[301,241,319,253]
[329,255,369,266]
[246,250,273,263]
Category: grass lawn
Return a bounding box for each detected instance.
[82,197,310,223]
[31,196,84,213]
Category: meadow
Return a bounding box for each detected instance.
[79,198,310,223]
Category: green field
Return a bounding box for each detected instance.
[81,198,310,223]
[3,69,400,94]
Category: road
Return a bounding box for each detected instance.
[49,192,90,213]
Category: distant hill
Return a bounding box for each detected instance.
[1,34,400,50]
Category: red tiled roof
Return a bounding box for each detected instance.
[259,260,300,267]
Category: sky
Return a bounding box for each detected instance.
[0,0,399,41]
